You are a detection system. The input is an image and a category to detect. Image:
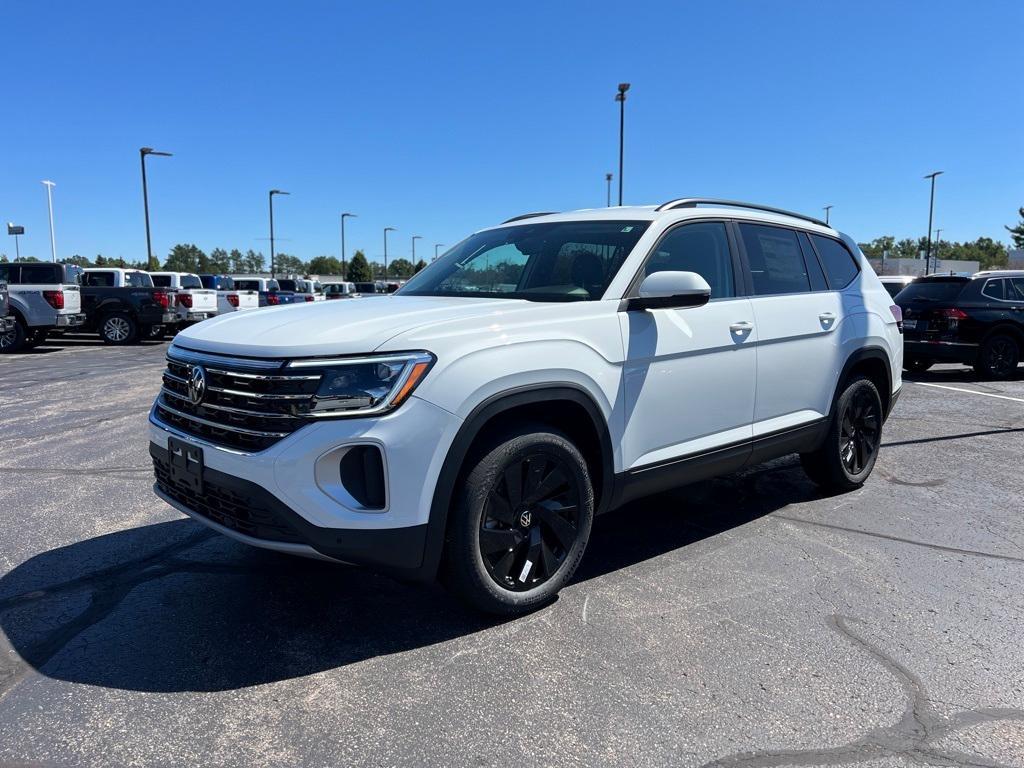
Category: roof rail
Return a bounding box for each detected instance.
[502,211,559,224]
[655,198,829,228]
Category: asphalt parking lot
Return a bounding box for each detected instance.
[1,337,1023,767]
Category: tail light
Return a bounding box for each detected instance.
[43,290,64,309]
[153,291,170,309]
[939,308,968,319]
[227,293,239,307]
[177,293,193,308]
[888,304,903,334]
[267,293,280,305]
[304,295,315,302]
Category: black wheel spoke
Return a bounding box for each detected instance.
[525,466,568,505]
[480,527,520,556]
[503,464,523,508]
[490,547,518,581]
[524,456,546,499]
[487,490,516,526]
[534,503,578,550]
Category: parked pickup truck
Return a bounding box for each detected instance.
[0,262,87,353]
[81,268,179,344]
[198,274,259,314]
[277,277,324,302]
[0,280,14,342]
[149,272,219,325]
[231,277,298,307]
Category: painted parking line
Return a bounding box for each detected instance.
[911,381,1024,403]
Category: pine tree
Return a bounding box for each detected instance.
[1006,207,1024,249]
[347,250,373,282]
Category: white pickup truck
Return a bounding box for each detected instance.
[0,262,87,352]
[198,274,259,314]
[277,277,324,302]
[149,272,219,325]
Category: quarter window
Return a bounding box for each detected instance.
[19,264,60,284]
[643,222,735,299]
[739,223,811,296]
[1009,278,1024,301]
[982,279,1005,301]
[84,271,115,287]
[810,235,860,289]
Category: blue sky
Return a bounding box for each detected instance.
[1,0,1021,264]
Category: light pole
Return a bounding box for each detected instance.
[269,189,289,278]
[341,212,356,279]
[923,171,943,275]
[605,173,613,207]
[823,205,833,225]
[383,226,396,280]
[411,235,422,269]
[934,228,943,263]
[140,148,172,271]
[434,243,445,261]
[615,83,630,206]
[41,180,57,262]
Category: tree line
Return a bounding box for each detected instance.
[857,235,1011,270]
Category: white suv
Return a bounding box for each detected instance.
[150,199,903,614]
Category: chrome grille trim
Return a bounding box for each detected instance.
[161,387,299,419]
[167,345,285,371]
[156,399,291,438]
[204,385,311,401]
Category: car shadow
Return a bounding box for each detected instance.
[903,364,1024,384]
[0,458,815,694]
[17,334,170,353]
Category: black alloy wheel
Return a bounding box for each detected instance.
[479,452,581,592]
[839,388,881,476]
[976,335,1020,380]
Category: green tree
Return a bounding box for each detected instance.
[945,238,1008,270]
[207,247,231,273]
[307,255,342,275]
[857,236,895,260]
[273,253,306,275]
[14,256,41,263]
[1006,207,1024,249]
[414,259,427,273]
[164,243,205,272]
[242,250,265,273]
[347,250,373,282]
[228,249,246,273]
[0,255,7,263]
[388,258,414,278]
[66,255,93,268]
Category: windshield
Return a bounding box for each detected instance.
[150,275,172,287]
[896,279,967,303]
[181,274,202,289]
[277,279,298,291]
[398,220,651,301]
[267,280,281,291]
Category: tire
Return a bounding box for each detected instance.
[800,376,883,493]
[442,424,595,615]
[0,319,27,353]
[973,334,1020,380]
[100,313,138,345]
[903,357,932,373]
[24,328,49,348]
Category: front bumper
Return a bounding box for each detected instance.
[148,396,463,573]
[182,310,217,323]
[56,313,86,328]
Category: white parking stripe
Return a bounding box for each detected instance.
[912,381,1024,403]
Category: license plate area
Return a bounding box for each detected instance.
[168,436,204,494]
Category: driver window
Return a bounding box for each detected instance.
[644,222,735,299]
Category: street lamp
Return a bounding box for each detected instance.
[605,173,613,207]
[934,228,943,262]
[341,212,357,278]
[615,82,630,206]
[434,243,445,261]
[41,180,57,262]
[823,205,833,225]
[923,171,943,275]
[140,148,172,271]
[411,234,422,267]
[269,189,289,278]
[383,226,396,280]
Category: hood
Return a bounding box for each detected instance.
[173,295,529,358]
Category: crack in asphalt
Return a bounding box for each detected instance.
[699,614,1024,767]
[773,516,1024,565]
[0,528,220,699]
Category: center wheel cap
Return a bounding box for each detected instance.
[518,510,532,528]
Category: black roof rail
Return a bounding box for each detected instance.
[654,198,829,228]
[501,211,559,224]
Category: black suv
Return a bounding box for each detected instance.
[896,271,1024,378]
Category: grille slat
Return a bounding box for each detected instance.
[157,350,326,451]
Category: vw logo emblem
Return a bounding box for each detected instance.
[518,510,532,528]
[188,365,207,405]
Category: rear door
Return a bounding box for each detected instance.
[737,222,844,433]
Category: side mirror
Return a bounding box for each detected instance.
[625,271,711,311]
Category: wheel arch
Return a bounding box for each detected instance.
[980,323,1024,348]
[418,383,614,582]
[833,346,893,419]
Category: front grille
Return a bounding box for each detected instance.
[155,348,324,452]
[153,452,303,543]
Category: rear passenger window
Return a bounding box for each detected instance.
[84,271,115,287]
[739,223,810,296]
[644,222,735,299]
[810,235,860,289]
[151,275,172,287]
[798,233,829,291]
[1009,278,1024,301]
[982,279,1005,300]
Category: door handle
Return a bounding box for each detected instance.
[819,312,836,328]
[730,321,753,335]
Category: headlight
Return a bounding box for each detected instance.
[287,351,434,417]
